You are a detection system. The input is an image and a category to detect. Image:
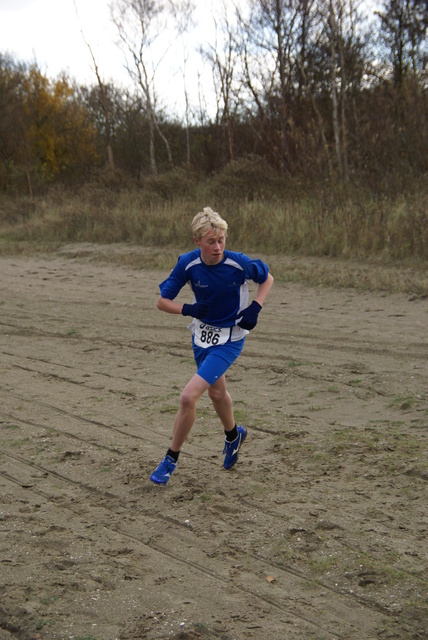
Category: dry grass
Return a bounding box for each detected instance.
[0,176,427,295]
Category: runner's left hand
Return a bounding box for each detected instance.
[237,301,262,330]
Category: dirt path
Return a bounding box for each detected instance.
[0,248,427,640]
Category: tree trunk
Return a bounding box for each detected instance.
[148,112,157,176]
[79,17,115,173]
[24,149,33,199]
[329,4,344,181]
[153,115,173,168]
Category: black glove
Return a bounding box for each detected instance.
[182,302,210,318]
[237,301,262,330]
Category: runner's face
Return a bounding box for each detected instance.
[195,229,226,265]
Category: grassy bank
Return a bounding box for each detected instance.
[0,176,427,294]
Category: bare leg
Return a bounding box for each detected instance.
[170,373,210,451]
[208,374,235,433]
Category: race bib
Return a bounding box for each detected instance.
[194,322,231,348]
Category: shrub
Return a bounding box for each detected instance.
[141,166,198,201]
[208,155,284,201]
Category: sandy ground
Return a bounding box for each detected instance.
[0,246,427,640]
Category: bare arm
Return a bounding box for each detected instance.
[156,296,183,314]
[254,272,274,307]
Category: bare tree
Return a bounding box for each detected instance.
[376,0,428,86]
[327,1,346,182]
[110,0,192,175]
[297,52,333,176]
[200,4,241,161]
[322,0,369,183]
[169,0,195,165]
[74,0,115,173]
[236,0,309,174]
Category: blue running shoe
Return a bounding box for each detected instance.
[223,426,247,469]
[150,455,177,485]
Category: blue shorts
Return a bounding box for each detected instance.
[192,338,245,385]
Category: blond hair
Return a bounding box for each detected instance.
[192,207,228,240]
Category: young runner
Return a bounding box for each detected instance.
[150,207,274,484]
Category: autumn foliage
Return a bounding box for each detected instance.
[0,58,99,195]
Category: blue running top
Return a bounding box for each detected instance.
[159,249,269,329]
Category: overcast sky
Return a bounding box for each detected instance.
[0,0,224,117]
[1,1,126,82]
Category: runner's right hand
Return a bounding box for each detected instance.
[182,302,210,318]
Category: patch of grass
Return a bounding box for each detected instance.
[349,378,362,386]
[248,482,271,494]
[195,406,214,418]
[159,405,178,414]
[35,618,55,630]
[40,594,60,605]
[198,493,211,503]
[287,359,305,368]
[66,328,81,337]
[390,393,424,411]
[308,554,338,575]
[308,404,332,412]
[192,622,213,638]
[233,408,247,423]
[8,437,31,447]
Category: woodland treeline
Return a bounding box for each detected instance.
[0,0,427,197]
